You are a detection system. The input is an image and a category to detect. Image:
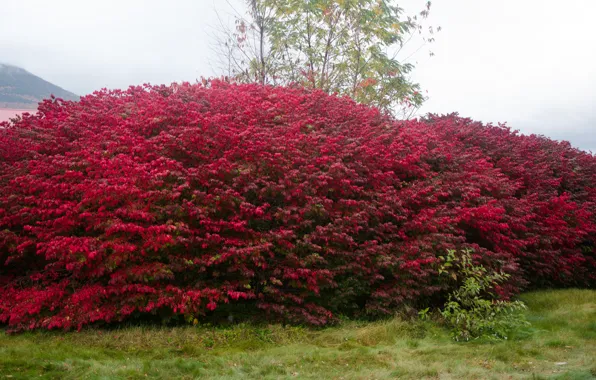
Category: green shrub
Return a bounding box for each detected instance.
[437,249,530,341]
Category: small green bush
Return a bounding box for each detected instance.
[437,249,530,341]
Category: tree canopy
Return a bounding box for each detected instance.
[215,0,438,116]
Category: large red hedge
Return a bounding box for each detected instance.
[1,81,594,331]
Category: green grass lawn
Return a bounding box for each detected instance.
[1,289,595,379]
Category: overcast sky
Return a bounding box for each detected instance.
[1,0,594,152]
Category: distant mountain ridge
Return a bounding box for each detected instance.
[0,63,78,109]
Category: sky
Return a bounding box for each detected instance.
[1,0,594,152]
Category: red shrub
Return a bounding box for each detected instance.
[0,82,594,331]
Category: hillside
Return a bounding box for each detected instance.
[0,63,78,109]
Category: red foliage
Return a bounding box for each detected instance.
[1,82,594,331]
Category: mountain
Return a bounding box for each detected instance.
[0,63,78,109]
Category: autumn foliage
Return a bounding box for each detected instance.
[1,82,594,331]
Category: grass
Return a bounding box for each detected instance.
[1,289,595,379]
